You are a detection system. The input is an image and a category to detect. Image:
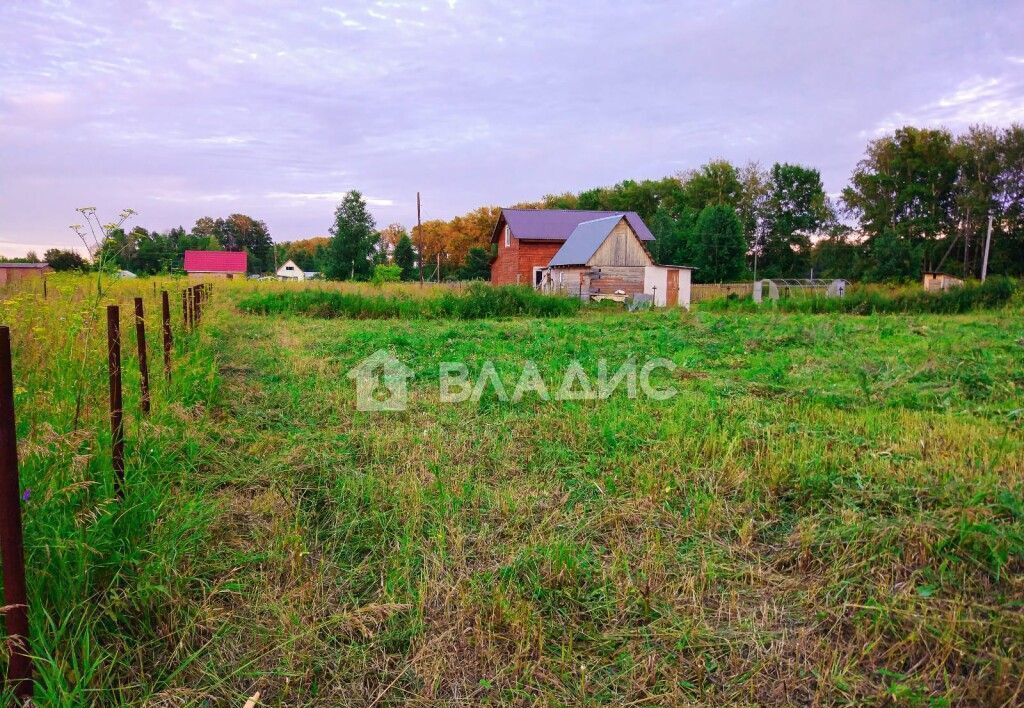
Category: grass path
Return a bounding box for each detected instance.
[181,305,1024,705]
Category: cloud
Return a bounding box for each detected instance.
[865,75,1024,136]
[266,191,394,207]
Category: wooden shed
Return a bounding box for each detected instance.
[922,271,963,292]
[540,215,693,307]
[0,262,53,286]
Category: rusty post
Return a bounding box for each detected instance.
[133,298,150,416]
[193,286,202,325]
[42,278,47,299]
[0,326,32,701]
[106,306,125,499]
[181,290,188,331]
[161,291,172,382]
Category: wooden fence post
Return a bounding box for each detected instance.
[193,286,201,325]
[161,291,172,382]
[133,298,151,416]
[106,306,125,499]
[0,326,33,701]
[181,290,189,332]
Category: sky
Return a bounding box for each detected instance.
[1,1,1023,256]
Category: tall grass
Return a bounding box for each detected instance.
[0,273,222,704]
[237,282,581,319]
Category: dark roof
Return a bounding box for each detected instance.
[183,250,247,273]
[548,216,625,267]
[0,262,51,269]
[492,208,655,243]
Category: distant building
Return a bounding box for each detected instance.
[276,260,305,280]
[0,262,52,286]
[922,271,963,292]
[489,208,657,287]
[183,250,247,279]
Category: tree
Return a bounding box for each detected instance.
[692,205,747,283]
[459,246,492,280]
[842,127,959,273]
[45,248,87,271]
[326,191,378,280]
[759,163,832,277]
[393,233,418,280]
[219,214,274,273]
[681,160,744,212]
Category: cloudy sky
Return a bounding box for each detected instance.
[1,1,1023,255]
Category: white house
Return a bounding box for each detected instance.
[277,260,305,280]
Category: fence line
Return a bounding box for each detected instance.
[691,282,753,303]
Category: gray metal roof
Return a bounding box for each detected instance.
[547,215,625,267]
[0,262,50,269]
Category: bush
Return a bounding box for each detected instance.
[238,283,580,320]
[371,264,402,285]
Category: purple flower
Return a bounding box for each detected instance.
[21,488,30,502]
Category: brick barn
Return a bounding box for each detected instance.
[489,209,656,287]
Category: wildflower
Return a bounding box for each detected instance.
[22,488,30,502]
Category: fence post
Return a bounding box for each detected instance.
[133,298,151,416]
[193,286,201,326]
[161,291,172,382]
[106,306,125,499]
[181,290,189,332]
[0,326,33,701]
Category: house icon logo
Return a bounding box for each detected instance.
[347,349,414,411]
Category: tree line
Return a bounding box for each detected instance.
[321,122,1022,284]
[40,214,274,274]
[33,122,1024,283]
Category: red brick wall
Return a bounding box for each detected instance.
[490,231,561,286]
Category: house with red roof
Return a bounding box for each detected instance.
[183,250,247,279]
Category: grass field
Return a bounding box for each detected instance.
[2,276,1023,705]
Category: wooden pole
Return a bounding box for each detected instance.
[181,290,188,331]
[161,291,172,382]
[106,306,125,499]
[0,326,33,701]
[133,298,151,416]
[417,191,424,286]
[192,286,201,325]
[981,214,994,282]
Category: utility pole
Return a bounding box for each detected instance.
[981,214,993,282]
[437,252,441,283]
[417,192,424,285]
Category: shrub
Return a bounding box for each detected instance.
[371,264,403,285]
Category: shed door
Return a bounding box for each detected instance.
[666,269,679,306]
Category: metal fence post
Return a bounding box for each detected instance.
[161,291,172,382]
[0,326,33,701]
[133,298,151,416]
[107,306,125,499]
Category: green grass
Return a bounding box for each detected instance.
[238,282,581,319]
[3,277,1023,704]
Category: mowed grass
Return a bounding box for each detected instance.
[181,295,1024,704]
